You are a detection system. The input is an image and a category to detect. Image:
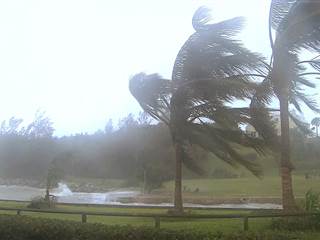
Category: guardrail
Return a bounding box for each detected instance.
[0,207,319,231]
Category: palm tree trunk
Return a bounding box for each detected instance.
[174,142,183,213]
[279,96,296,212]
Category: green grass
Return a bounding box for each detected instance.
[0,200,265,232]
[0,200,319,238]
[161,175,320,198]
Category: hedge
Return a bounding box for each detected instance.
[0,215,300,240]
[271,215,320,231]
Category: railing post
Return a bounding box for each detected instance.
[17,210,21,216]
[243,217,249,231]
[154,217,160,229]
[82,214,87,223]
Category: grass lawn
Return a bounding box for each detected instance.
[161,175,320,198]
[0,200,267,232]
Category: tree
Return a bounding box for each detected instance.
[45,158,64,207]
[0,117,25,136]
[104,119,113,134]
[137,111,152,126]
[130,7,270,213]
[254,0,320,211]
[26,110,54,138]
[311,117,320,137]
[118,113,138,130]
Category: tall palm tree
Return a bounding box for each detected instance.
[130,7,273,213]
[311,117,320,137]
[254,0,320,211]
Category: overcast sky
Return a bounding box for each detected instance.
[0,0,317,136]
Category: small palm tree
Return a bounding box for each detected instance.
[130,7,272,213]
[311,117,320,137]
[253,0,320,211]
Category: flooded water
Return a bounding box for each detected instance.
[0,183,282,209]
[0,183,139,204]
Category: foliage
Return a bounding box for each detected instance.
[0,215,301,240]
[46,160,64,190]
[2,112,320,187]
[0,113,175,186]
[311,117,320,137]
[271,190,320,231]
[129,7,272,178]
[27,196,56,209]
[305,190,320,212]
[271,216,320,232]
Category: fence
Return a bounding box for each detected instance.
[0,207,319,231]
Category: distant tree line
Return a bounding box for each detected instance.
[0,111,178,191]
[0,110,320,193]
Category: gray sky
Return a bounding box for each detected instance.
[0,0,317,136]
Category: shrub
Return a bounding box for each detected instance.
[27,196,56,209]
[0,215,301,240]
[271,190,320,231]
[305,189,320,212]
[271,216,320,231]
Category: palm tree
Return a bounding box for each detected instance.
[311,117,320,137]
[254,0,320,211]
[130,7,272,213]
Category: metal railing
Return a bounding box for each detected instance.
[0,207,319,231]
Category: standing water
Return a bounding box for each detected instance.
[0,183,139,204]
[0,183,282,209]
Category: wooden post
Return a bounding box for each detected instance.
[243,217,249,231]
[154,217,160,229]
[82,214,87,223]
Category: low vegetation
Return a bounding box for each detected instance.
[0,214,306,240]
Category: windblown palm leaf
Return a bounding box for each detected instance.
[129,73,172,125]
[311,117,320,127]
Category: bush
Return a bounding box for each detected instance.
[271,216,320,231]
[0,215,301,240]
[27,196,56,209]
[305,189,320,212]
[271,190,320,231]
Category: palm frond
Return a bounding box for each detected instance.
[251,76,274,105]
[173,8,265,85]
[295,76,316,88]
[299,59,320,72]
[270,0,296,32]
[181,123,263,177]
[289,111,312,135]
[192,6,212,31]
[181,142,206,175]
[249,100,279,150]
[129,73,172,125]
[294,90,320,113]
[273,0,320,53]
[311,117,320,126]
